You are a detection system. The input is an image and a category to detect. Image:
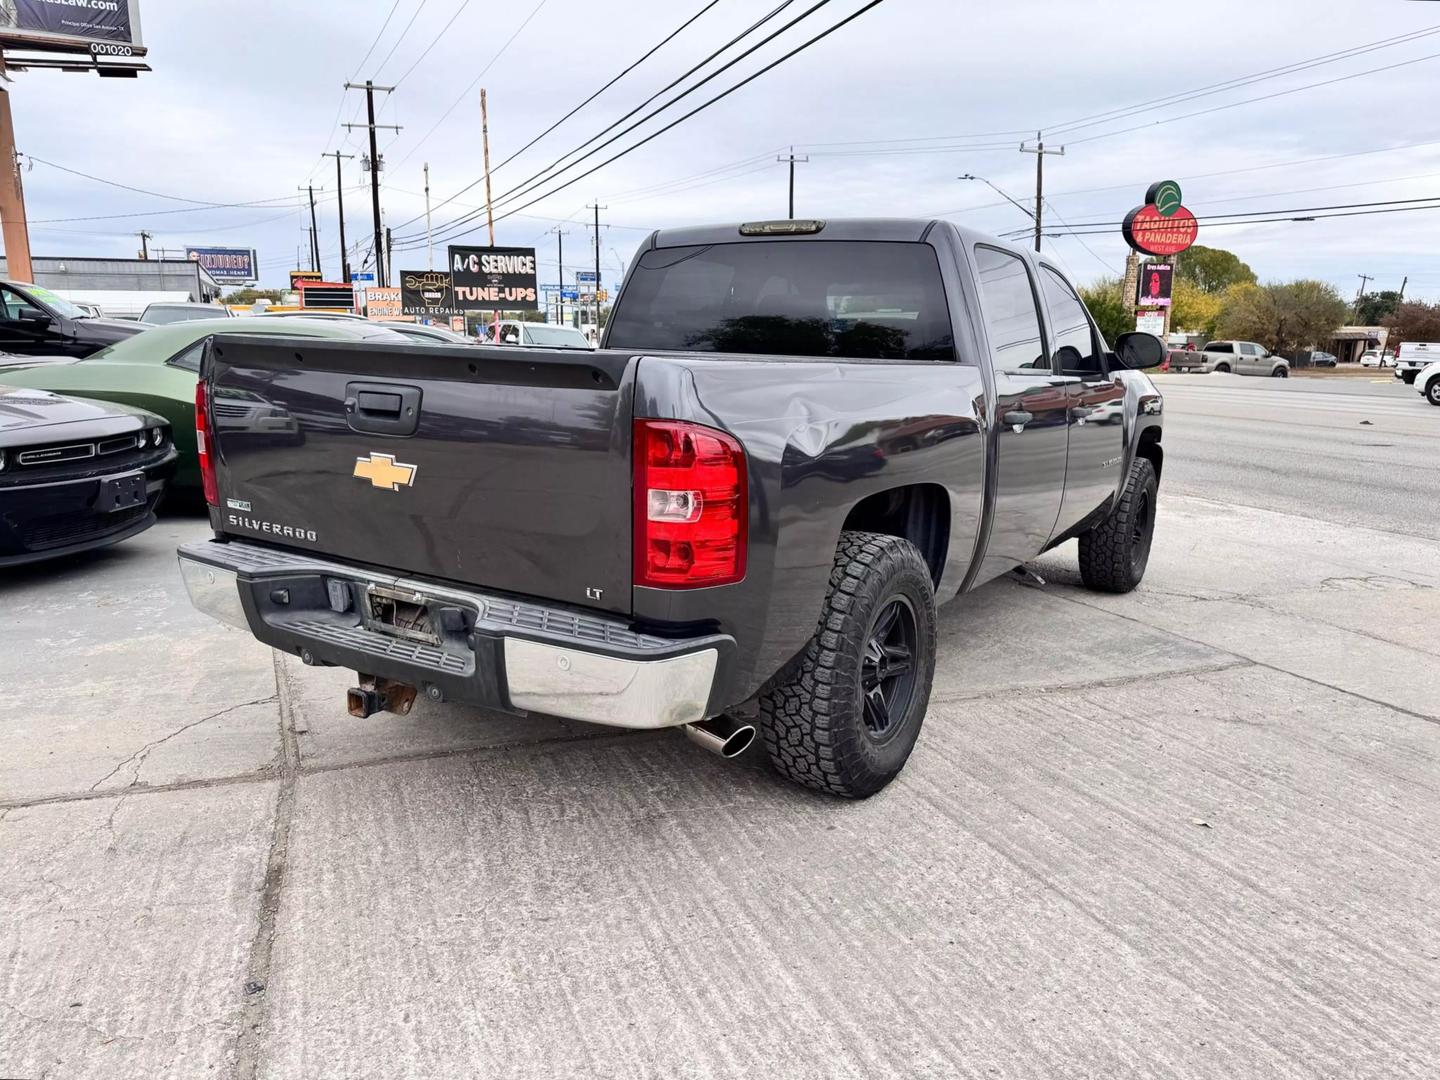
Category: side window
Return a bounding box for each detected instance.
[0,286,26,322]
[972,246,1049,375]
[1239,343,1259,356]
[1207,342,1233,354]
[167,341,206,373]
[1039,267,1103,376]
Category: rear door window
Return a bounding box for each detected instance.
[1207,342,1233,354]
[972,246,1050,375]
[605,240,956,360]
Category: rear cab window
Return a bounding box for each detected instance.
[605,240,956,360]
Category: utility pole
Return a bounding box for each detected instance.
[550,226,569,325]
[423,162,433,270]
[323,153,355,282]
[137,230,151,260]
[0,57,34,284]
[479,90,496,246]
[1354,273,1373,318]
[1019,132,1064,253]
[587,202,606,336]
[344,81,400,286]
[385,226,393,284]
[297,184,322,276]
[777,145,808,218]
[1398,275,1407,304]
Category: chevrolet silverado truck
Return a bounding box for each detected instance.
[178,219,1166,798]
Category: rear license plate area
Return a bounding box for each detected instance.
[363,584,440,645]
[97,471,147,513]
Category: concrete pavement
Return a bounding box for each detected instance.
[2,383,1438,1079]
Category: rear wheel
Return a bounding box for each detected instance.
[1078,457,1158,594]
[1401,371,1417,384]
[757,532,936,799]
[1213,363,1230,374]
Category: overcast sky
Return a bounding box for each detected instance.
[11,0,1440,298]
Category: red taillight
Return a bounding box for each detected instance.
[633,419,747,589]
[195,379,218,507]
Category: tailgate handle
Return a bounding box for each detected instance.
[345,382,422,436]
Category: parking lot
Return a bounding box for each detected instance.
[3,375,1438,1080]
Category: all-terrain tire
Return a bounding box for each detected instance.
[757,532,937,799]
[1077,457,1158,594]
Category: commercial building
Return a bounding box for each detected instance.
[0,255,222,318]
[1327,325,1388,364]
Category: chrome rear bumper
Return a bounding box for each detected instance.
[177,539,727,729]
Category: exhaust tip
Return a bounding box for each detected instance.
[684,718,756,760]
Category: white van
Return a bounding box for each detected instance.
[1394,341,1440,384]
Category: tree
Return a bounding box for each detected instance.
[1382,300,1440,347]
[1175,246,1257,294]
[1355,289,1401,325]
[1216,280,1349,355]
[221,288,284,305]
[1170,279,1223,339]
[1077,278,1133,345]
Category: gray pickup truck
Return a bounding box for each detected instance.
[179,218,1166,798]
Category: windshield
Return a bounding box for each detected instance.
[143,306,220,325]
[605,240,955,360]
[522,325,589,348]
[24,285,87,319]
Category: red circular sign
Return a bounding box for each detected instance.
[1123,203,1198,256]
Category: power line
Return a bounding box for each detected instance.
[1016,196,1440,238]
[397,0,889,252]
[393,0,475,87]
[372,0,430,79]
[399,0,816,245]
[27,156,300,208]
[385,0,553,176]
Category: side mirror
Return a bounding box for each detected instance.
[1114,331,1166,370]
[17,307,51,326]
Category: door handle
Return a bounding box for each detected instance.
[1070,405,1096,420]
[1002,409,1033,431]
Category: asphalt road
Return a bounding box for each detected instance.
[3,375,1438,1080]
[1156,371,1439,539]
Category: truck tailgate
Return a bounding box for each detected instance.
[204,335,635,616]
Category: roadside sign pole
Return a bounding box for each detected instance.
[480,90,496,246]
[0,57,34,284]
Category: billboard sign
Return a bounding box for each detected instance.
[448,246,539,310]
[297,281,355,310]
[400,269,462,317]
[289,270,323,290]
[576,269,599,285]
[1136,262,1173,308]
[1123,180,1198,257]
[186,246,256,285]
[1,0,143,49]
[1135,312,1165,336]
[365,287,402,319]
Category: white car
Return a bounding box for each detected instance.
[1416,361,1440,407]
[1359,349,1392,368]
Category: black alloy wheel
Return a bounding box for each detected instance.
[859,596,919,743]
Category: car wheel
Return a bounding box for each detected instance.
[1401,371,1417,384]
[1426,378,1440,407]
[757,531,937,799]
[1078,457,1158,594]
[1213,363,1230,374]
[1272,366,1288,378]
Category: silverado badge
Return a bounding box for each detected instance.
[354,452,418,491]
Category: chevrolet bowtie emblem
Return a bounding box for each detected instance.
[353,452,417,491]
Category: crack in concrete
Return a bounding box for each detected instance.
[229,654,299,1080]
[86,694,280,794]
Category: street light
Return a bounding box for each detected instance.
[958,174,1034,222]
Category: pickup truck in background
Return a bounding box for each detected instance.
[1195,340,1290,377]
[178,218,1166,799]
[1394,341,1440,384]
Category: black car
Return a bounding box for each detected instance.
[0,280,145,357]
[0,385,177,566]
